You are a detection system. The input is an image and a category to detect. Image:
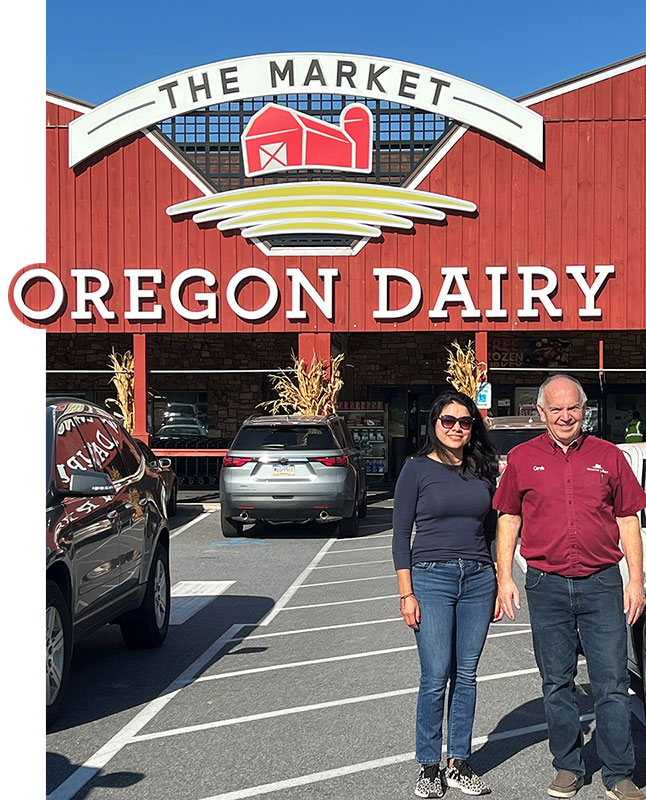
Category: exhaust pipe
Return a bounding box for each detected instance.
[318,510,329,520]
[240,511,249,521]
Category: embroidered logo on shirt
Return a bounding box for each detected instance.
[586,463,608,474]
[532,465,545,471]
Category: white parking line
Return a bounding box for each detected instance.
[312,559,392,569]
[283,594,400,610]
[326,544,392,553]
[170,510,214,540]
[170,581,235,625]
[233,617,402,641]
[256,537,338,627]
[46,537,342,799]
[301,574,394,587]
[198,630,534,682]
[197,645,417,682]
[193,713,595,800]
[45,624,246,800]
[131,665,544,744]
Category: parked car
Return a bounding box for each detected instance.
[161,402,207,426]
[46,398,171,725]
[617,442,646,710]
[155,421,209,438]
[484,415,547,473]
[135,439,178,516]
[220,414,367,538]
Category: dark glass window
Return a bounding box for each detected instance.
[100,418,142,477]
[232,425,338,451]
[53,418,95,490]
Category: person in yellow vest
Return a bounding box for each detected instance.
[625,411,644,443]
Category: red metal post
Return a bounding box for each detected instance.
[475,331,488,419]
[132,333,149,444]
[298,333,331,369]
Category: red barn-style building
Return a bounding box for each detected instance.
[11,52,646,474]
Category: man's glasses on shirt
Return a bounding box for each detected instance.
[439,415,474,431]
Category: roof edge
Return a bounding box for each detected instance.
[517,52,646,106]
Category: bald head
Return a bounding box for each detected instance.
[536,375,587,448]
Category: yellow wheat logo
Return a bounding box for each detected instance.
[167,182,476,239]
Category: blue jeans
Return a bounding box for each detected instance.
[412,559,496,765]
[525,564,634,788]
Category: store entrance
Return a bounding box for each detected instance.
[366,385,442,479]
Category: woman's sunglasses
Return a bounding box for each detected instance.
[439,414,474,431]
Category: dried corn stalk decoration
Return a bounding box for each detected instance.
[445,340,487,401]
[105,349,135,432]
[259,352,345,416]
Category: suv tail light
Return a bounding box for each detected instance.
[314,456,349,467]
[222,456,253,467]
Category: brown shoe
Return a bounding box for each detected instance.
[605,780,646,800]
[547,770,584,798]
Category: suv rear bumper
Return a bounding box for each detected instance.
[221,491,354,522]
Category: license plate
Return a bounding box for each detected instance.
[273,465,295,476]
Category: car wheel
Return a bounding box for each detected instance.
[221,511,243,538]
[338,500,359,538]
[357,490,368,519]
[120,542,170,648]
[167,481,178,517]
[46,580,72,726]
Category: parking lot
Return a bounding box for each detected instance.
[46,493,646,800]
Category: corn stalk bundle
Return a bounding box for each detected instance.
[445,340,487,401]
[259,352,345,416]
[105,349,135,432]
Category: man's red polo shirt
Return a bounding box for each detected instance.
[493,433,646,577]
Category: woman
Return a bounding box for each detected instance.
[392,390,500,798]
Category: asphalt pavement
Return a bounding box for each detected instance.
[45,491,646,800]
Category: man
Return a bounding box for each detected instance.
[625,411,644,444]
[495,375,646,800]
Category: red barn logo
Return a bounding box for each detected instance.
[241,102,373,176]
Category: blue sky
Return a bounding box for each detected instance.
[47,0,645,105]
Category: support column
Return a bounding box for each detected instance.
[298,333,331,368]
[475,331,488,419]
[133,333,149,444]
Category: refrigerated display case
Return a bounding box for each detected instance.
[337,402,388,481]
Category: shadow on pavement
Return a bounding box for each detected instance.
[46,754,145,799]
[46,593,275,792]
[472,686,646,788]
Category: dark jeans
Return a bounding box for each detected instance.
[412,559,496,765]
[525,564,634,788]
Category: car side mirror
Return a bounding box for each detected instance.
[60,469,116,497]
[158,457,172,469]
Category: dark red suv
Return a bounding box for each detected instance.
[46,398,171,725]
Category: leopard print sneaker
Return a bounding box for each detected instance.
[445,760,491,795]
[415,763,445,798]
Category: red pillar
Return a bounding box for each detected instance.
[298,333,331,368]
[132,333,149,444]
[475,331,488,419]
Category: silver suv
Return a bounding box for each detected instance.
[220,414,367,537]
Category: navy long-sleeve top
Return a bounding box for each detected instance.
[392,456,496,571]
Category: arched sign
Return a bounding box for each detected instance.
[68,52,544,166]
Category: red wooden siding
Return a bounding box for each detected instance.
[14,64,646,333]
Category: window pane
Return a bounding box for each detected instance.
[53,417,95,490]
[232,425,337,450]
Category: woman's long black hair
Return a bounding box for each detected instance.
[416,389,499,484]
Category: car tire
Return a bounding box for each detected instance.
[120,542,170,649]
[338,501,359,538]
[167,481,178,517]
[357,490,368,519]
[46,580,73,727]
[221,512,243,538]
